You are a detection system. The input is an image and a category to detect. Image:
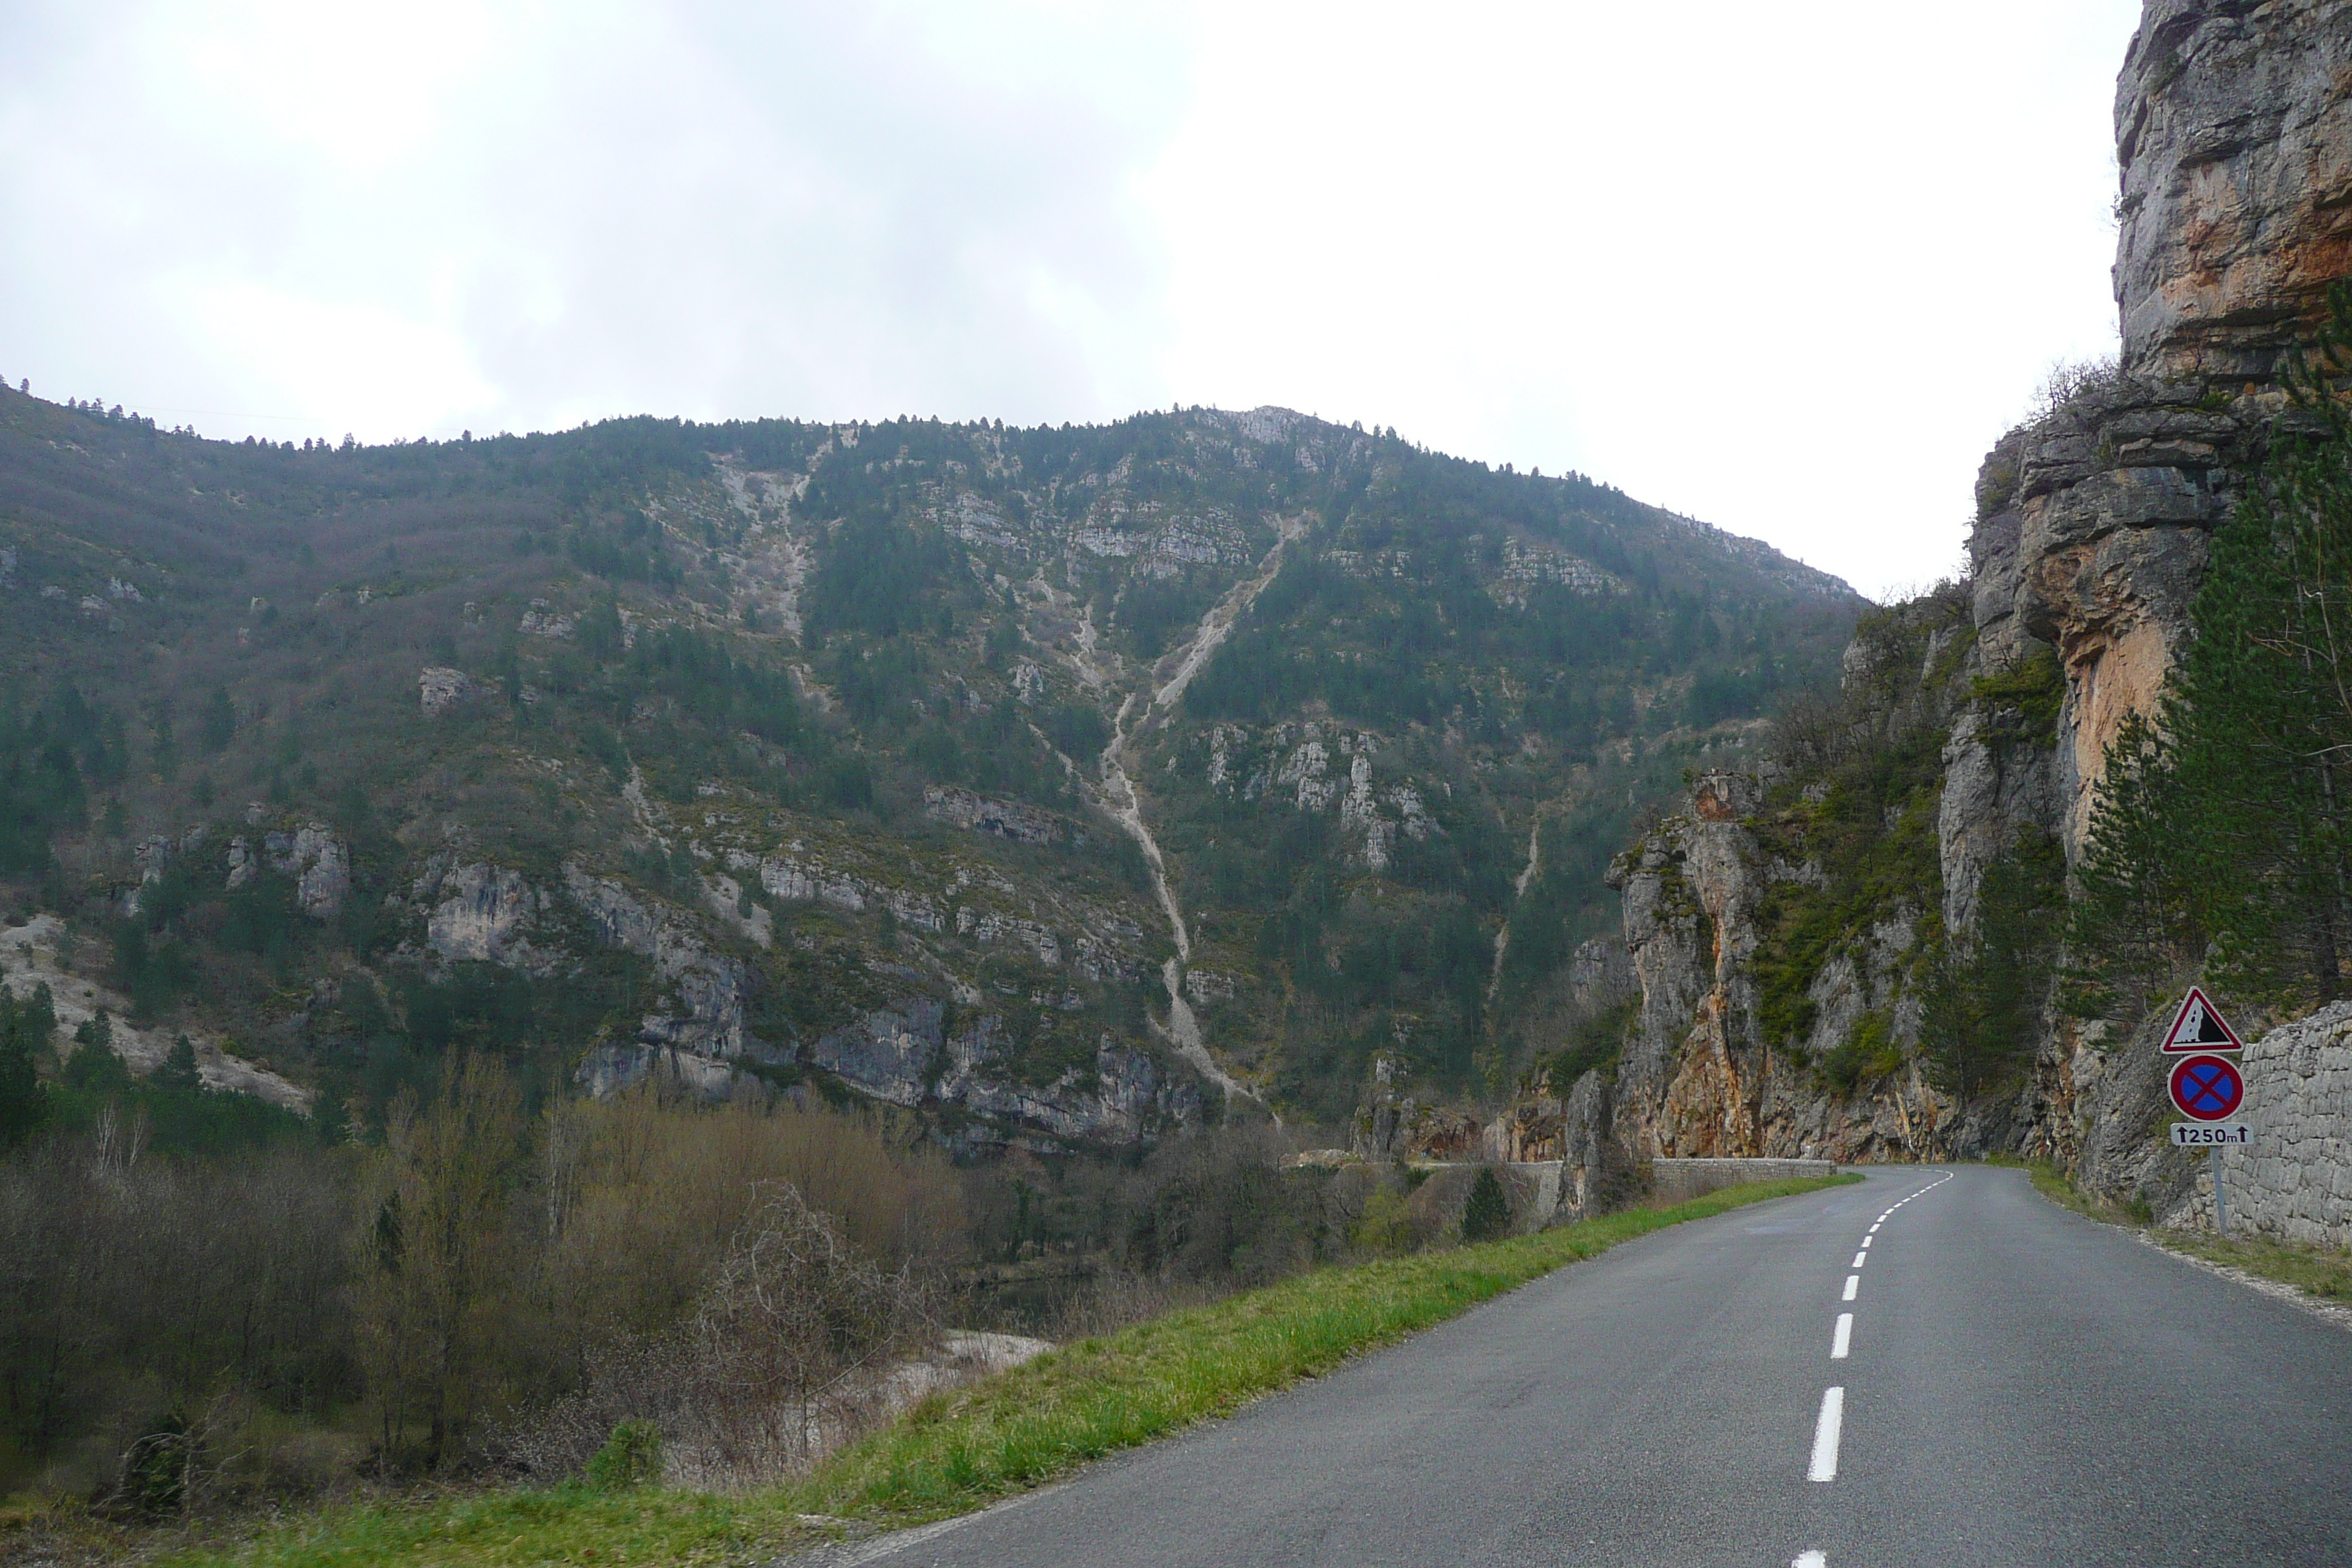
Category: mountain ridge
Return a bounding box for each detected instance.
[0,389,1860,1145]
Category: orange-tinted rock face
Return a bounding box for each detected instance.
[1964,0,2352,864]
[2117,0,2352,380]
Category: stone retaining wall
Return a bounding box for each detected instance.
[1651,1157,1841,1204]
[2199,1001,2352,1248]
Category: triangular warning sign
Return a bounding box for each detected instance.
[2160,986,2245,1052]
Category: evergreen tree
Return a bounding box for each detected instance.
[63,1010,131,1095]
[1922,829,2066,1096]
[199,687,236,753]
[1460,1167,1511,1243]
[0,985,52,1147]
[153,1033,203,1094]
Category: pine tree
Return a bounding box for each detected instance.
[1460,1166,1511,1243]
[0,987,50,1147]
[153,1033,203,1094]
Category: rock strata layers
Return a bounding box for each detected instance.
[2115,0,2352,382]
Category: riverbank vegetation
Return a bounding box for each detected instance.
[119,1173,1852,1568]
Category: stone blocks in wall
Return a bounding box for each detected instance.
[2206,1000,2352,1248]
[1651,1157,1841,1204]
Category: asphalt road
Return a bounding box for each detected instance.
[815,1167,2352,1568]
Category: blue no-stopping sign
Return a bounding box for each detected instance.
[2169,1054,2245,1122]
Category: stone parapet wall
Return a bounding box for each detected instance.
[2203,1001,2352,1248]
[1651,1157,1840,1203]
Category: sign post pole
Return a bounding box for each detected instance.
[2209,1145,2231,1235]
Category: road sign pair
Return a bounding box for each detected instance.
[2160,989,2250,1234]
[2162,987,2247,1124]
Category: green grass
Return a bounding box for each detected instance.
[1992,1155,2352,1302]
[2157,1229,2352,1299]
[151,1173,1855,1568]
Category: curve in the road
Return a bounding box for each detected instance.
[803,1166,2352,1568]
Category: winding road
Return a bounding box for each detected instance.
[807,1166,2352,1568]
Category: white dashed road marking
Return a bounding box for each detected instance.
[1807,1387,1845,1482]
[1789,1169,1954,1558]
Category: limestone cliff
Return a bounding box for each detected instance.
[1526,0,2352,1237]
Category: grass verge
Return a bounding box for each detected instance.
[155,1172,1856,1568]
[1989,1154,2352,1302]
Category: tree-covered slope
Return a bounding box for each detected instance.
[0,389,1857,1142]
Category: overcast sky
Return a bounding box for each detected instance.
[0,1,2143,598]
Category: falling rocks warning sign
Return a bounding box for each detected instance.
[2160,986,2244,1053]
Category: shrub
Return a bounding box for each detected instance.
[505,1185,935,1490]
[584,1420,663,1493]
[115,1411,191,1516]
[1350,1183,1417,1256]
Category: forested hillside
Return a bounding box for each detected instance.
[0,391,1855,1147]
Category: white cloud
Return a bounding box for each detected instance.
[0,0,2141,595]
[1146,1,2141,595]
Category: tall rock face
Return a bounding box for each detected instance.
[2115,0,2352,384]
[1956,0,2352,904]
[1566,0,2352,1229]
[1601,616,1983,1168]
[1979,0,2352,858]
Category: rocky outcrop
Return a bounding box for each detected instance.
[1610,772,1774,1158]
[1482,1063,1627,1222]
[1972,384,2247,855]
[923,786,1067,845]
[273,824,350,919]
[125,829,200,915]
[556,857,1188,1147]
[120,821,347,920]
[562,863,750,1060]
[519,598,575,638]
[1603,771,1956,1166]
[2114,0,2352,383]
[810,999,1199,1151]
[1553,2,2352,1204]
[219,823,350,918]
[581,993,1202,1153]
[1937,707,2057,935]
[417,860,551,970]
[1350,1052,1481,1161]
[719,840,1143,985]
[418,666,480,717]
[1194,722,1439,871]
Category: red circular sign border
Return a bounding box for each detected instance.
[2169,1053,2245,1123]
